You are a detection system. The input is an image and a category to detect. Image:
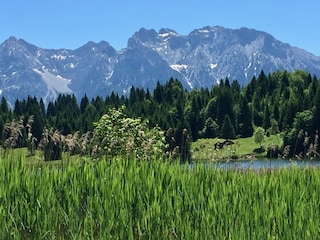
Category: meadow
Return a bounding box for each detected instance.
[191,134,283,161]
[1,148,320,239]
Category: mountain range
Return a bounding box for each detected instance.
[1,26,320,106]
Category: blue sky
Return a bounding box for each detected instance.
[1,0,319,56]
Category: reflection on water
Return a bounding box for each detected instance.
[193,159,320,170]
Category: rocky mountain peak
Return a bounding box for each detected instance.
[1,26,320,106]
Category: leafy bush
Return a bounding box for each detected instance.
[253,127,265,148]
[92,106,166,160]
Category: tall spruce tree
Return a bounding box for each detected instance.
[220,114,235,139]
[312,84,320,133]
[216,88,234,127]
[262,104,271,130]
[80,94,89,114]
[238,97,253,137]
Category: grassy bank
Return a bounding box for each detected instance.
[191,134,283,162]
[1,152,319,239]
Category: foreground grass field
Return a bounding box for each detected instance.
[0,150,319,239]
[191,134,283,161]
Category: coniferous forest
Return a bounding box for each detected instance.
[0,69,319,160]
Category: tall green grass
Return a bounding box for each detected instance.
[1,153,320,239]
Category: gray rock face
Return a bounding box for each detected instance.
[1,26,320,105]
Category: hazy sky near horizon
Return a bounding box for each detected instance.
[1,0,319,56]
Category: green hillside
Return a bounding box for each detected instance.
[191,134,283,162]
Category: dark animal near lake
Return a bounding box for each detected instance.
[214,140,235,150]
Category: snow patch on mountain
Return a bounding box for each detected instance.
[159,33,170,38]
[209,63,218,69]
[69,63,76,68]
[33,68,73,103]
[170,64,188,72]
[51,54,67,60]
[199,29,210,33]
[105,70,114,82]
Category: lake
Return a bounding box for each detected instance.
[191,159,320,170]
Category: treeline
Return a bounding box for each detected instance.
[0,69,319,158]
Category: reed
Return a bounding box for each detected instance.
[1,154,320,239]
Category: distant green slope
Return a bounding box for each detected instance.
[191,134,283,162]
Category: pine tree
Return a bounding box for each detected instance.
[186,97,201,140]
[220,114,235,139]
[273,104,280,122]
[238,97,253,137]
[200,117,218,138]
[312,84,320,133]
[154,81,164,103]
[32,112,44,147]
[1,97,9,114]
[216,88,234,127]
[39,98,46,118]
[205,97,218,120]
[13,99,23,116]
[80,94,89,114]
[263,104,271,130]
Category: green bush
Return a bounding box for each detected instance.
[92,106,166,160]
[253,127,265,148]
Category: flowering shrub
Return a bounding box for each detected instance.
[92,106,166,160]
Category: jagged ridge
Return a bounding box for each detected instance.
[1,26,320,106]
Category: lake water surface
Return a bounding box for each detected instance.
[193,159,320,170]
